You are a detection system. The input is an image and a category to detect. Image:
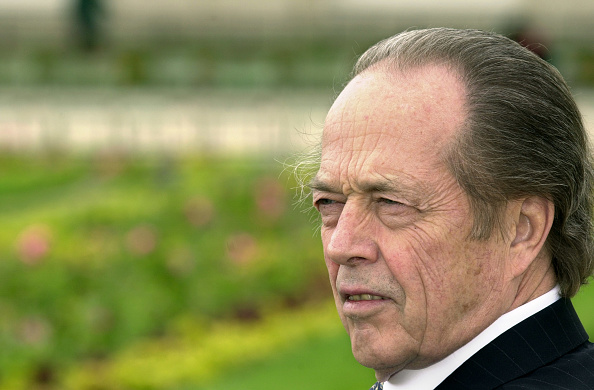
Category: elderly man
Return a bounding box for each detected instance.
[307,28,594,389]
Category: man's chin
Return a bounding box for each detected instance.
[352,349,406,382]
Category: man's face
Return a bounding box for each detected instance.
[311,65,516,380]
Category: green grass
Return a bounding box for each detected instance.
[201,331,375,390]
[56,301,375,390]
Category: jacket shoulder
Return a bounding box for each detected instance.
[498,342,594,389]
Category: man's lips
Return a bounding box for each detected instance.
[340,289,392,318]
[337,284,400,319]
[347,293,389,301]
[340,287,390,302]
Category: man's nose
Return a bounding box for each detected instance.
[325,202,379,265]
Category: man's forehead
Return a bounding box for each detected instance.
[324,65,467,133]
[320,66,466,172]
[324,72,395,126]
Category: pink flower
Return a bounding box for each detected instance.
[16,224,52,265]
[17,316,52,346]
[253,177,287,221]
[125,224,158,256]
[183,196,215,228]
[226,232,259,265]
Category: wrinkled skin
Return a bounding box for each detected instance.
[310,65,555,381]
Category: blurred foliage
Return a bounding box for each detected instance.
[0,152,333,389]
[0,36,593,88]
[0,38,359,88]
[0,152,592,389]
[572,282,594,334]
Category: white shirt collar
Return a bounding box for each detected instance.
[383,286,561,390]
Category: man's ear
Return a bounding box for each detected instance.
[509,196,555,277]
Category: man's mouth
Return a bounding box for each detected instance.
[347,294,388,301]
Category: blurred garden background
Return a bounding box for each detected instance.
[0,1,593,389]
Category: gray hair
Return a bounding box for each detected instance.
[314,28,594,297]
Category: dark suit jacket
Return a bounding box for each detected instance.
[436,298,594,389]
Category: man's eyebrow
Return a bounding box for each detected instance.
[308,176,414,195]
[357,180,402,194]
[308,176,339,193]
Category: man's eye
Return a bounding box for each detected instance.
[317,198,336,206]
[315,198,344,215]
[315,198,344,226]
[379,198,401,205]
[316,198,341,212]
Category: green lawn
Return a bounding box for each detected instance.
[201,330,375,390]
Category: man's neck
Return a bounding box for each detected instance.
[509,261,557,311]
